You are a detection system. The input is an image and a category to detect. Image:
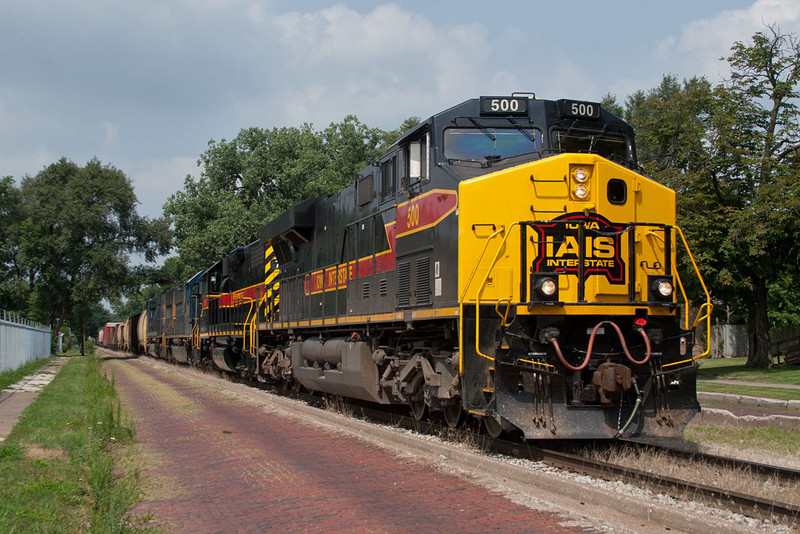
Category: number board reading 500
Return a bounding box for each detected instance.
[559,99,601,119]
[480,96,528,116]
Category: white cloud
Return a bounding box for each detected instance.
[536,58,598,102]
[181,0,242,11]
[654,0,800,83]
[260,4,501,128]
[246,2,266,25]
[272,4,436,62]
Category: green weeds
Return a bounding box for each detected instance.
[697,356,800,385]
[696,382,800,401]
[0,354,151,533]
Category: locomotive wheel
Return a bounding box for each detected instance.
[409,396,427,421]
[442,402,462,428]
[484,415,502,439]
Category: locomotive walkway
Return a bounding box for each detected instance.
[102,353,592,533]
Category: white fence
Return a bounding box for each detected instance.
[709,324,748,358]
[0,309,52,372]
[709,324,800,359]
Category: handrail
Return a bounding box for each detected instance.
[241,299,257,358]
[662,226,714,367]
[495,299,512,327]
[460,225,506,302]
[472,223,520,362]
[252,293,267,351]
[465,221,713,369]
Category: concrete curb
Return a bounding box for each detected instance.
[698,391,800,411]
[693,406,800,431]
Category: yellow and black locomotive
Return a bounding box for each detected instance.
[135,94,712,440]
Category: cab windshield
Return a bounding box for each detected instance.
[550,130,630,162]
[444,128,541,162]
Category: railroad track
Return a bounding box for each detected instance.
[108,350,800,528]
[321,395,800,527]
[495,440,800,527]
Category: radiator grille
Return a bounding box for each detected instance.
[397,261,411,307]
[379,278,388,297]
[416,257,430,304]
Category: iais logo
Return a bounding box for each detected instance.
[532,213,626,284]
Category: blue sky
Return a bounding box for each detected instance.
[2,0,799,219]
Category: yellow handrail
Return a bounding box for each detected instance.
[458,225,505,373]
[472,223,520,362]
[465,222,713,369]
[241,299,256,357]
[663,226,714,366]
[459,225,506,302]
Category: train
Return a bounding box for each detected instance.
[101,93,712,440]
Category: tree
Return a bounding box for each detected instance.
[165,116,386,277]
[0,177,32,312]
[625,26,800,367]
[622,76,734,301]
[18,158,171,353]
[713,26,800,367]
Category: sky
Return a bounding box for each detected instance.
[2,0,800,220]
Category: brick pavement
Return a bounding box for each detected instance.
[104,354,593,533]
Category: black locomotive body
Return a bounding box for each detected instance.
[123,94,712,440]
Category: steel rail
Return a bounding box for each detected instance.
[621,439,800,483]
[490,440,800,526]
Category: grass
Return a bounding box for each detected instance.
[686,425,800,456]
[0,355,54,390]
[691,356,800,462]
[697,356,800,385]
[586,438,800,507]
[695,382,800,401]
[695,356,800,400]
[0,352,151,533]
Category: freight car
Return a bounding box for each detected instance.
[116,93,713,440]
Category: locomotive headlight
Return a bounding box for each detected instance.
[574,184,589,199]
[649,276,675,302]
[657,280,673,297]
[572,167,590,183]
[540,278,557,296]
[534,276,559,301]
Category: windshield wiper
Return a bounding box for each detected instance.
[468,118,496,141]
[484,155,502,166]
[589,123,609,153]
[508,118,537,143]
[554,119,578,152]
[447,157,490,168]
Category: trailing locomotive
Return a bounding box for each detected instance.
[111,94,712,440]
